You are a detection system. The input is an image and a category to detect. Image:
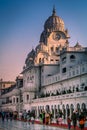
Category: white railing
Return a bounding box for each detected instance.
[32,91,87,103]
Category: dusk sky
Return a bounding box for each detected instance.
[0,0,87,81]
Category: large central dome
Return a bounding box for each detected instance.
[44,8,65,32]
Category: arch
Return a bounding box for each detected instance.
[46,105,50,112]
[62,104,65,109]
[62,104,66,119]
[77,103,80,109]
[39,58,41,63]
[70,104,74,115]
[62,67,66,73]
[70,55,75,60]
[76,103,81,113]
[66,104,70,117]
[66,104,69,109]
[81,103,86,111]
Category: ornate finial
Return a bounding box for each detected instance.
[52,5,56,16]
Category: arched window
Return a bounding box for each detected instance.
[81,103,86,110]
[62,67,66,73]
[70,55,75,60]
[39,58,41,63]
[76,103,80,113]
[66,104,70,117]
[70,104,74,114]
[27,94,29,101]
[51,47,53,52]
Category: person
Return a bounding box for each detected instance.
[1,111,5,122]
[71,112,77,130]
[45,112,50,125]
[9,111,13,121]
[23,110,27,121]
[27,110,31,125]
[79,118,85,130]
[79,112,85,130]
[6,112,9,121]
[31,116,34,124]
[67,116,71,130]
[42,111,45,124]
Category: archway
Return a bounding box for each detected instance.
[66,104,70,117]
[70,104,74,115]
[81,103,87,116]
[62,104,66,119]
[77,103,80,113]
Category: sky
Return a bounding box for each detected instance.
[0,0,87,81]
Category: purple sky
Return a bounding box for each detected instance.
[0,0,87,81]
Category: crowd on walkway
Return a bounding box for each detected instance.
[0,110,18,122]
[67,111,86,130]
[0,109,87,130]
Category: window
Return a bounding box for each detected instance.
[70,55,75,61]
[39,58,41,63]
[55,59,59,62]
[62,67,66,73]
[16,97,19,103]
[56,47,58,52]
[13,98,15,103]
[27,94,29,100]
[51,47,53,52]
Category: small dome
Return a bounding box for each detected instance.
[44,8,64,32]
[74,42,82,48]
[25,49,35,65]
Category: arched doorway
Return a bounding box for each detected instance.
[77,103,80,113]
[66,104,70,117]
[46,105,50,112]
[70,104,74,115]
[81,103,87,116]
[62,104,66,119]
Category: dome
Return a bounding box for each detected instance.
[27,49,35,59]
[44,8,64,32]
[25,49,35,66]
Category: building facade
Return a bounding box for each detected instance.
[0,8,87,120]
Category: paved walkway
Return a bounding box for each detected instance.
[0,119,87,130]
[0,119,68,130]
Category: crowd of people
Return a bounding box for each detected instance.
[0,109,86,130]
[0,110,17,122]
[67,111,86,130]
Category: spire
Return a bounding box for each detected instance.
[52,5,56,16]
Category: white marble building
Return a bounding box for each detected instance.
[0,8,87,120]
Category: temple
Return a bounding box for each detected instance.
[0,8,87,120]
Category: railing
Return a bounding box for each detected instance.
[32,91,87,103]
[42,62,87,86]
